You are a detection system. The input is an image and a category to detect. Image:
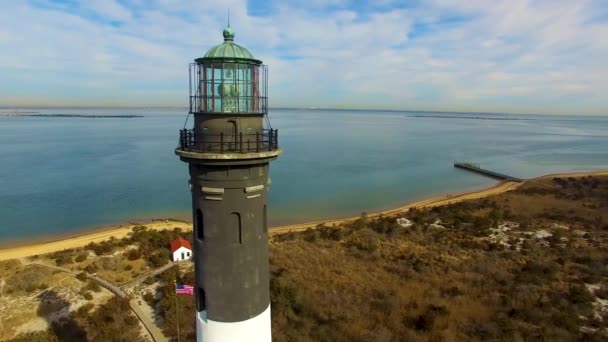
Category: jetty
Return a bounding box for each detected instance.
[454,162,524,182]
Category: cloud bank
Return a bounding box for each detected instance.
[0,0,606,114]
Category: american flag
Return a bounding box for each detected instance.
[175,284,194,296]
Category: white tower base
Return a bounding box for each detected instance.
[196,304,271,342]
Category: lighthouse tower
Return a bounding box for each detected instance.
[175,26,280,342]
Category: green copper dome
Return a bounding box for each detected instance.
[200,27,259,63]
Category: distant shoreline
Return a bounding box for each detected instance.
[0,113,143,118]
[408,115,530,121]
[1,106,606,117]
[0,170,606,261]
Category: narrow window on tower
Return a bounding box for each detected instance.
[198,288,206,311]
[263,205,268,233]
[196,209,204,241]
[230,212,242,244]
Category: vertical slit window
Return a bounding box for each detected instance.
[230,212,242,244]
[196,209,204,241]
[198,288,206,311]
[263,205,268,234]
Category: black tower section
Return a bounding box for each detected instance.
[176,27,280,323]
[188,157,274,321]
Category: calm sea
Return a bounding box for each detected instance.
[0,108,607,243]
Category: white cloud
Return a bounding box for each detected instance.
[0,0,606,114]
[85,0,132,21]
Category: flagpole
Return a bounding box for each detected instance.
[174,280,181,342]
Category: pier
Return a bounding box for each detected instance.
[454,162,524,182]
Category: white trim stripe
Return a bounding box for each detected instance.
[245,184,264,193]
[202,187,225,194]
[197,304,271,342]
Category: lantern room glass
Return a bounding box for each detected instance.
[194,62,264,114]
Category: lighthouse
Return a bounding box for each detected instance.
[175,26,280,342]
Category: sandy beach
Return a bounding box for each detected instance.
[0,170,606,261]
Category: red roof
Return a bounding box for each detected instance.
[170,237,192,253]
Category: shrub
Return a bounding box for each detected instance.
[124,315,138,326]
[567,285,594,307]
[517,260,559,284]
[132,225,148,233]
[83,292,93,300]
[85,241,115,256]
[84,263,97,273]
[344,229,378,253]
[73,296,142,341]
[74,253,88,263]
[125,248,142,261]
[595,285,608,300]
[315,225,344,241]
[467,320,501,340]
[440,286,463,298]
[85,280,101,293]
[76,272,88,282]
[9,330,59,342]
[54,254,72,266]
[301,228,318,242]
[406,305,449,332]
[143,292,155,305]
[25,283,37,293]
[143,277,156,286]
[6,267,52,294]
[77,303,94,315]
[147,251,168,268]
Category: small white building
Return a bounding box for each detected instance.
[171,237,192,262]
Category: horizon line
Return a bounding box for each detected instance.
[0,105,605,117]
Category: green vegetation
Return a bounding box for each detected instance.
[9,330,59,342]
[144,266,196,340]
[267,176,608,341]
[84,226,192,269]
[8,296,141,342]
[3,265,54,295]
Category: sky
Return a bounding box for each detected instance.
[0,0,607,115]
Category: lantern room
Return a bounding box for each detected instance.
[189,27,268,115]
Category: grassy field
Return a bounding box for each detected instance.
[267,176,608,341]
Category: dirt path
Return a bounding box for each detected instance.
[121,262,175,289]
[129,300,168,342]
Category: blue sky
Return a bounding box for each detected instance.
[1,0,607,114]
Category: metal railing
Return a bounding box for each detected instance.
[178,128,279,154]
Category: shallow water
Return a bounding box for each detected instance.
[0,108,607,242]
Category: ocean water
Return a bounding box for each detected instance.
[0,108,607,243]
